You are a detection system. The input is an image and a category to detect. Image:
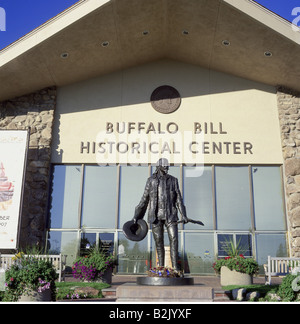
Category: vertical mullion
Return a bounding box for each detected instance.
[180,164,184,231]
[248,165,256,232]
[179,164,183,192]
[115,165,121,273]
[78,164,85,229]
[181,230,184,272]
[180,164,184,263]
[115,165,121,229]
[248,165,257,259]
[212,165,217,230]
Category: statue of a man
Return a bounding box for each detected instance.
[133,158,188,270]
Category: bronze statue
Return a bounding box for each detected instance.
[133,158,188,271]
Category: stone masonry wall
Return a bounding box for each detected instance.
[277,86,300,257]
[0,87,56,250]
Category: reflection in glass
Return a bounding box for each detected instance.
[184,233,215,274]
[80,233,96,255]
[119,166,149,228]
[217,234,234,257]
[99,233,114,255]
[117,232,148,274]
[80,232,115,256]
[215,166,252,230]
[81,166,117,228]
[256,234,288,274]
[47,164,289,276]
[236,234,252,257]
[217,234,252,257]
[47,231,78,270]
[252,166,286,230]
[183,166,213,229]
[48,165,82,229]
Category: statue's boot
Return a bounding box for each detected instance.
[170,249,180,271]
[156,246,165,267]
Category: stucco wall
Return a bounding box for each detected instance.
[52,60,283,166]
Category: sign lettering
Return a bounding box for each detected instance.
[79,121,253,165]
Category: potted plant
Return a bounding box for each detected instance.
[213,239,259,286]
[72,247,116,284]
[4,253,58,302]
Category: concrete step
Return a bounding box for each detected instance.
[213,290,232,302]
[103,287,232,302]
[102,287,117,299]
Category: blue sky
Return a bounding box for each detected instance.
[0,0,299,50]
[0,0,79,49]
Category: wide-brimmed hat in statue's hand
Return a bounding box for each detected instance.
[123,219,148,242]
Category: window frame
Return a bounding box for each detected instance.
[46,163,289,273]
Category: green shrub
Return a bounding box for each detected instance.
[213,255,259,276]
[3,255,58,302]
[72,247,116,282]
[277,274,298,302]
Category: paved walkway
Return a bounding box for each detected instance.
[62,274,283,302]
[108,274,282,290]
[65,273,283,289]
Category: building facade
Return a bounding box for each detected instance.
[0,0,300,275]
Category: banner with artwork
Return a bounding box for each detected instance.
[0,130,29,249]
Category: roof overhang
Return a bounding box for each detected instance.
[0,0,300,102]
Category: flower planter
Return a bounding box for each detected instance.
[220,266,253,286]
[18,288,52,302]
[100,267,112,284]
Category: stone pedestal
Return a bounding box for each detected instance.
[137,276,194,286]
[116,283,214,302]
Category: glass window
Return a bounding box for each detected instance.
[80,232,115,255]
[183,166,214,230]
[215,166,252,230]
[81,166,117,229]
[99,233,115,255]
[256,234,288,273]
[184,233,215,274]
[119,166,149,228]
[217,234,252,257]
[236,234,252,257]
[217,234,234,257]
[47,231,78,270]
[252,166,286,230]
[80,233,96,255]
[117,232,148,274]
[48,165,82,229]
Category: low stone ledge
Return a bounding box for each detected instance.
[116,283,214,302]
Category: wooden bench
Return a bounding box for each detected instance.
[0,254,67,282]
[264,256,300,285]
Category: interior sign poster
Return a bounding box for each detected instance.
[0,130,29,249]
